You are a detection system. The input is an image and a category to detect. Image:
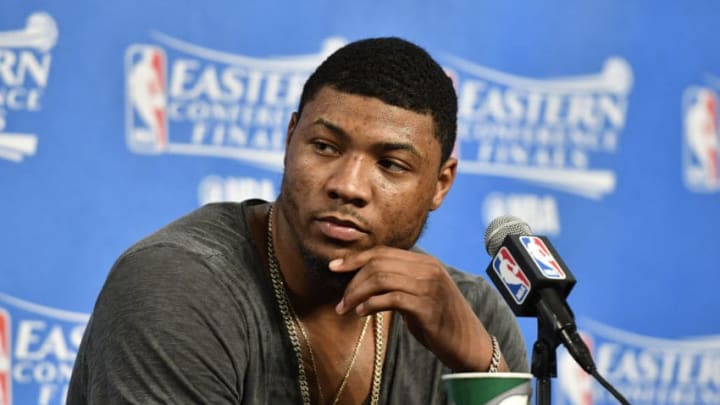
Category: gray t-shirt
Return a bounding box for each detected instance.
[67,200,528,404]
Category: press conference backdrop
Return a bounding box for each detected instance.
[2,1,719,404]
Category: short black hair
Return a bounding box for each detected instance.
[297,37,457,165]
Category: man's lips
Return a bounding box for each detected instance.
[316,215,368,242]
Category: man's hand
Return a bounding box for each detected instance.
[330,246,507,372]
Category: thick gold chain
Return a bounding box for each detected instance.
[266,205,383,405]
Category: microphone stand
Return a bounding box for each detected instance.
[531,288,576,405]
[531,316,561,405]
[530,296,632,405]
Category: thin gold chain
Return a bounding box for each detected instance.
[266,205,383,405]
[294,318,327,404]
[292,297,370,405]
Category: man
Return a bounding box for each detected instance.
[68,37,528,404]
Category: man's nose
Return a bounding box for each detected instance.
[325,155,371,207]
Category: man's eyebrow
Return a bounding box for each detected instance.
[312,118,423,159]
[377,142,422,159]
[313,118,350,141]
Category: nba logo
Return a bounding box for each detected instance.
[0,309,11,405]
[520,236,566,279]
[125,45,168,154]
[492,247,531,304]
[683,86,720,192]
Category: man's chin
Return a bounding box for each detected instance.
[316,269,357,293]
[300,246,357,293]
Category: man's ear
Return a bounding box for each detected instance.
[283,112,299,167]
[430,157,457,211]
[286,112,299,149]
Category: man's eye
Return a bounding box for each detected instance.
[379,159,409,173]
[312,141,339,155]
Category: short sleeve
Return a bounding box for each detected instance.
[68,246,248,404]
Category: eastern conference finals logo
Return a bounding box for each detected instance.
[558,319,720,405]
[0,12,57,163]
[447,55,633,200]
[0,293,88,405]
[126,36,633,201]
[125,34,347,171]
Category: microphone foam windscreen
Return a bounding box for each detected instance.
[484,216,533,256]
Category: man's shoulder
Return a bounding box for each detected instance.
[102,200,269,308]
[125,200,261,259]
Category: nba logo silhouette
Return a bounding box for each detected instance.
[492,247,531,304]
[683,86,720,192]
[0,309,11,405]
[520,236,566,279]
[125,45,168,154]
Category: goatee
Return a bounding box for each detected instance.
[300,245,357,294]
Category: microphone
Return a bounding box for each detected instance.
[483,216,595,373]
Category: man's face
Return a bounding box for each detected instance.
[279,86,456,274]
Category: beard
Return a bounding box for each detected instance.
[299,243,358,294]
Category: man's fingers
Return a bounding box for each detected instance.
[328,248,383,273]
[353,291,426,317]
[328,257,353,272]
[336,270,429,314]
[328,246,412,273]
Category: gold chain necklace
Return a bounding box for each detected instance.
[266,205,383,405]
[296,308,370,405]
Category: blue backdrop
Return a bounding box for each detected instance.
[2,1,719,404]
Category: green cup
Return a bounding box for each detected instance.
[442,372,533,405]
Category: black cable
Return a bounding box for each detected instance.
[561,330,632,405]
[590,368,632,405]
